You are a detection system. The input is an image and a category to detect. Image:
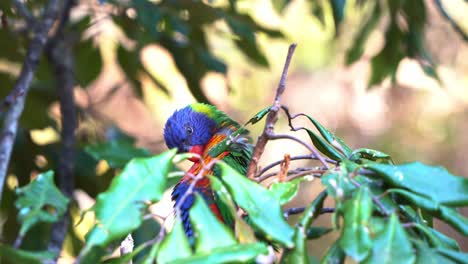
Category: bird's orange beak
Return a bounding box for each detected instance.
[188,145,205,162]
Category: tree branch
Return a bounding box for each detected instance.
[12,0,37,26]
[0,0,61,204]
[45,0,77,257]
[246,43,297,178]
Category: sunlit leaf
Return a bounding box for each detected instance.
[269,178,304,205]
[364,162,468,206]
[220,163,294,247]
[15,171,69,236]
[85,149,176,248]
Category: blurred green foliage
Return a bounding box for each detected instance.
[0,0,467,263]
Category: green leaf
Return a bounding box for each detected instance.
[189,195,237,254]
[306,226,333,239]
[303,127,345,161]
[389,189,468,236]
[299,191,327,228]
[321,240,345,264]
[170,243,268,264]
[269,178,304,205]
[363,214,415,264]
[301,114,352,156]
[435,248,468,263]
[85,139,151,168]
[346,1,382,65]
[245,106,271,125]
[322,171,356,203]
[364,162,468,207]
[280,229,309,264]
[350,148,392,163]
[429,228,460,251]
[414,241,456,264]
[207,127,247,157]
[368,22,404,87]
[157,218,192,263]
[281,191,328,264]
[220,163,294,248]
[85,149,176,248]
[75,38,102,87]
[0,244,56,264]
[330,0,346,32]
[272,0,292,14]
[141,242,160,264]
[15,171,69,236]
[339,186,373,262]
[226,16,269,67]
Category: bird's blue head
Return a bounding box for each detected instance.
[164,104,217,159]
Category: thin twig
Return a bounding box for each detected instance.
[257,167,323,183]
[268,133,329,168]
[256,154,336,178]
[0,0,61,204]
[246,44,297,178]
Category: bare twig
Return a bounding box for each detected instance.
[246,44,297,179]
[256,154,336,178]
[256,167,323,183]
[0,0,61,204]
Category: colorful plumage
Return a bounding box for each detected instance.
[164,103,252,239]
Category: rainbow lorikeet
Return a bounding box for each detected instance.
[164,103,252,238]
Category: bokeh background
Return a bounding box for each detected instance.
[0,0,467,262]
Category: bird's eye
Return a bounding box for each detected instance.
[186,126,194,135]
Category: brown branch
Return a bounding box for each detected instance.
[246,44,297,178]
[45,0,77,257]
[0,0,61,204]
